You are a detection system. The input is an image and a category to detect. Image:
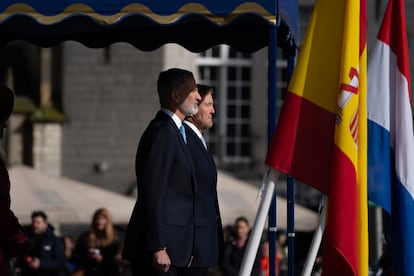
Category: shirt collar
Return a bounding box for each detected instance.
[184,120,203,139]
[161,108,182,129]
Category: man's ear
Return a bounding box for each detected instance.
[172,90,181,103]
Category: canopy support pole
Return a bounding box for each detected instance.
[287,176,295,276]
[268,16,279,276]
[286,49,296,276]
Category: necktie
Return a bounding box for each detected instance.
[201,136,207,149]
[179,125,187,143]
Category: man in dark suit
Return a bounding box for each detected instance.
[122,68,202,276]
[184,84,224,275]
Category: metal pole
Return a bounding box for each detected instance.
[285,47,296,276]
[239,169,280,276]
[287,176,295,276]
[374,206,383,261]
[301,196,327,276]
[268,14,279,276]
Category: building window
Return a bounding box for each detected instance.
[197,45,252,164]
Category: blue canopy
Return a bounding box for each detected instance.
[0,0,294,53]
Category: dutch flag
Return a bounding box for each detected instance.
[367,0,414,274]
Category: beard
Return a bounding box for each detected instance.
[179,101,198,117]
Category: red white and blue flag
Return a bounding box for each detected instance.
[367,0,414,274]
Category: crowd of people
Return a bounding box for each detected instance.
[2,208,289,276]
[5,208,124,276]
[3,209,290,276]
[1,69,291,276]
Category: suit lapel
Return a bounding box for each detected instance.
[159,113,198,193]
[185,125,216,174]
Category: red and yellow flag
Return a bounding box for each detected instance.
[265,0,368,274]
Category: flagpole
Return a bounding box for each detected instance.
[268,10,279,276]
[287,175,295,276]
[239,169,280,276]
[285,44,296,276]
[301,196,327,276]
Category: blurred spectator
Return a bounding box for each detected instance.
[0,85,30,275]
[73,208,121,276]
[220,216,260,276]
[17,210,67,275]
[61,235,77,274]
[276,231,288,276]
[258,240,286,276]
[259,241,270,276]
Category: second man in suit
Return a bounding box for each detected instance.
[184,84,224,275]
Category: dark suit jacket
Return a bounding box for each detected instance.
[122,111,197,267]
[184,123,224,267]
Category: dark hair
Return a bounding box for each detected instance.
[157,68,194,106]
[196,84,213,104]
[31,210,48,221]
[0,86,14,123]
[235,216,249,226]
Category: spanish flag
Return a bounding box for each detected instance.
[265,0,368,274]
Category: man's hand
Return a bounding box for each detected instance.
[153,248,171,272]
[29,257,40,270]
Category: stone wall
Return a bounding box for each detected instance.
[61,42,163,194]
[33,123,62,176]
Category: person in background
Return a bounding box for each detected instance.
[258,240,285,276]
[259,241,271,276]
[61,235,77,274]
[220,216,260,276]
[73,208,121,276]
[0,85,30,275]
[122,68,202,276]
[19,210,66,275]
[184,84,224,275]
[276,231,288,276]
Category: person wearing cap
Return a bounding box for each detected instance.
[0,85,30,275]
[184,84,224,275]
[122,68,203,276]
